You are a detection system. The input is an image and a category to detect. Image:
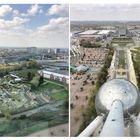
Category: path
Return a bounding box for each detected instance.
[28,123,68,137]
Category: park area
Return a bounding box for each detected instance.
[0,68,68,136]
[119,50,125,69]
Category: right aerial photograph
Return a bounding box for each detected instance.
[70,4,140,137]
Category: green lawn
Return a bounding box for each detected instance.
[119,50,125,69]
[51,90,68,101]
[36,82,65,93]
[135,47,140,51]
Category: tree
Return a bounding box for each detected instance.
[39,75,44,86]
[70,103,74,109]
[30,75,40,90]
[64,99,69,109]
[4,112,11,120]
[91,81,95,85]
[80,87,84,91]
[28,60,40,69]
[27,72,32,81]
[75,95,79,100]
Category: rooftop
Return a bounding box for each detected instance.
[79,30,99,35]
[98,30,111,35]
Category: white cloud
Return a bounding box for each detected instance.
[21,13,27,17]
[0,5,12,17]
[13,10,19,16]
[0,16,69,48]
[38,17,68,33]
[0,4,69,48]
[0,25,69,48]
[47,4,69,16]
[27,4,40,16]
[21,4,40,17]
[0,17,29,29]
[39,9,43,14]
[32,17,69,48]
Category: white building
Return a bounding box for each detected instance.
[38,70,69,84]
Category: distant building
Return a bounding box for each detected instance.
[46,48,68,54]
[71,31,83,38]
[78,29,115,41]
[54,48,58,54]
[0,57,5,64]
[118,24,131,37]
[27,47,37,54]
[47,48,58,54]
[119,26,127,37]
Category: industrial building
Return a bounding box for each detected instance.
[78,29,115,40]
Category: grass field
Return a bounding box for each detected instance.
[119,50,125,69]
[51,90,68,101]
[39,82,64,90]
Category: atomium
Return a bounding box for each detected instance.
[95,79,140,117]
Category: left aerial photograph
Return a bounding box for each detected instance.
[0,4,69,136]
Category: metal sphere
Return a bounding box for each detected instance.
[95,79,140,117]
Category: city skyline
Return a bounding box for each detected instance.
[0,4,69,48]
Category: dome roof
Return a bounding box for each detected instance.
[95,79,140,117]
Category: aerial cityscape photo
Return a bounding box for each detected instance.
[70,4,140,137]
[0,4,69,136]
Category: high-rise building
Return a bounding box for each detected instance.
[27,47,37,54]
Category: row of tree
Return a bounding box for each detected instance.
[132,52,140,89]
[96,47,114,90]
[0,60,41,78]
[80,39,102,48]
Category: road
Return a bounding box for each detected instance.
[125,48,130,80]
[125,48,138,87]
[109,48,118,79]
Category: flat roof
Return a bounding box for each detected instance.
[80,34,102,38]
[39,70,69,78]
[98,30,111,35]
[79,30,99,35]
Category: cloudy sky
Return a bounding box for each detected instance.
[0,4,69,48]
[71,4,140,21]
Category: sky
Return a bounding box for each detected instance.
[71,4,140,21]
[0,4,69,48]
